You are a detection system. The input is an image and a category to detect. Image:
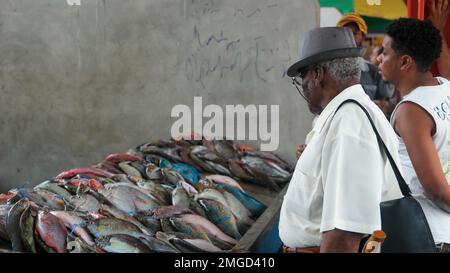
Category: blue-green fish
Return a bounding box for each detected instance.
[198,199,241,240]
[216,184,266,218]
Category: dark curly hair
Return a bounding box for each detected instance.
[386,18,441,72]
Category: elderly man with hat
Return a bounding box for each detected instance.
[278,27,403,253]
[337,13,395,116]
[294,14,396,160]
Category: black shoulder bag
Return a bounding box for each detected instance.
[336,99,436,253]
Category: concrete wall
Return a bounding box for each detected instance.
[0,0,318,192]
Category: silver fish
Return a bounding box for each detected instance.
[205,175,245,192]
[141,146,182,162]
[96,235,152,253]
[137,181,172,205]
[241,156,291,182]
[67,193,101,213]
[160,218,177,233]
[100,204,154,236]
[19,205,36,252]
[178,181,198,198]
[129,161,148,178]
[87,218,144,239]
[140,235,180,253]
[162,169,185,186]
[145,164,165,181]
[169,217,210,241]
[135,215,162,234]
[213,140,238,160]
[34,180,73,201]
[118,162,142,178]
[6,199,29,252]
[99,184,159,215]
[10,188,65,211]
[172,186,191,208]
[148,205,193,220]
[178,214,238,247]
[242,150,292,171]
[189,151,216,173]
[0,204,12,242]
[13,188,65,210]
[172,187,206,217]
[204,161,232,176]
[66,237,96,253]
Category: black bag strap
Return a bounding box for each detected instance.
[335,99,412,197]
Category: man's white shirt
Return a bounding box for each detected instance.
[279,84,403,248]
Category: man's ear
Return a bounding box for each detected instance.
[314,66,324,83]
[400,55,414,71]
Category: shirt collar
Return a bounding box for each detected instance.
[312,84,366,134]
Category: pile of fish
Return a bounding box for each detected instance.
[0,138,292,253]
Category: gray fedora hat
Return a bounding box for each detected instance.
[286,27,365,77]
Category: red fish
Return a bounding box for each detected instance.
[35,211,68,253]
[0,193,16,199]
[104,153,145,165]
[238,145,254,152]
[55,168,113,180]
[70,178,104,191]
[0,193,16,204]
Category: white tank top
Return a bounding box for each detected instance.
[390,77,450,244]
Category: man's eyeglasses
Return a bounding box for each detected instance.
[291,66,313,101]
